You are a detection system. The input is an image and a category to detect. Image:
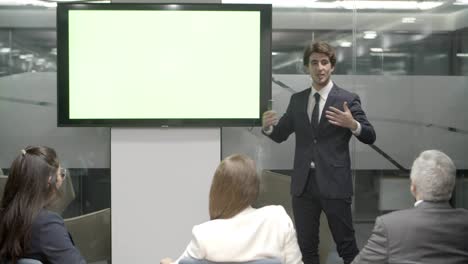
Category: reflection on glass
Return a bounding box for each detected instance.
[272,30,465,76]
[225,0,468,224]
[0,30,10,77]
[0,29,57,76]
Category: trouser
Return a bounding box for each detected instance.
[292,169,359,264]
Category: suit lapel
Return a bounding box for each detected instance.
[300,88,312,126]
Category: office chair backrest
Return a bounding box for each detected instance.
[179,257,282,264]
[64,208,111,263]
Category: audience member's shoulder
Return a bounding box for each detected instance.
[34,209,64,226]
[32,210,69,243]
[256,205,293,226]
[455,207,468,217]
[257,205,288,216]
[258,205,294,230]
[376,207,414,222]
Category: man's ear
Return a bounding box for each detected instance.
[410,183,416,198]
[330,65,335,73]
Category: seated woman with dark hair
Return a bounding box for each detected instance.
[0,146,86,264]
[161,154,303,264]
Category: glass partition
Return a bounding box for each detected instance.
[0,6,111,263]
[0,26,111,217]
[222,2,468,263]
[1,2,467,264]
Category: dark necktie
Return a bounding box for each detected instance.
[311,92,321,128]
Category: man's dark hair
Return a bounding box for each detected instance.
[303,41,337,67]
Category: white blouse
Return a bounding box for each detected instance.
[173,205,303,264]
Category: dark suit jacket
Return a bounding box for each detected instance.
[352,202,468,264]
[25,209,86,264]
[267,84,375,198]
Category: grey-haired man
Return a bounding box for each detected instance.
[352,150,468,264]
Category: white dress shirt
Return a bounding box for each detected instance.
[308,80,333,123]
[173,205,303,264]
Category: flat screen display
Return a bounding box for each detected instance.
[57,3,271,127]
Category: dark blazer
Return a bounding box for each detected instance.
[25,209,86,264]
[352,202,468,264]
[267,84,375,198]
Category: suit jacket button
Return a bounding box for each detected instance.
[313,139,317,144]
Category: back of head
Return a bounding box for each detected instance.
[209,154,259,220]
[0,146,60,261]
[303,40,337,67]
[410,150,456,202]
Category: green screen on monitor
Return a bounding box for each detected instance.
[57,3,271,127]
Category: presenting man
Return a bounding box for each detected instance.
[352,150,468,264]
[262,41,376,264]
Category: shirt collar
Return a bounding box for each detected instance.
[414,200,424,207]
[312,80,333,101]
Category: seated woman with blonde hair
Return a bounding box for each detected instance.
[161,154,303,264]
[0,146,86,264]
